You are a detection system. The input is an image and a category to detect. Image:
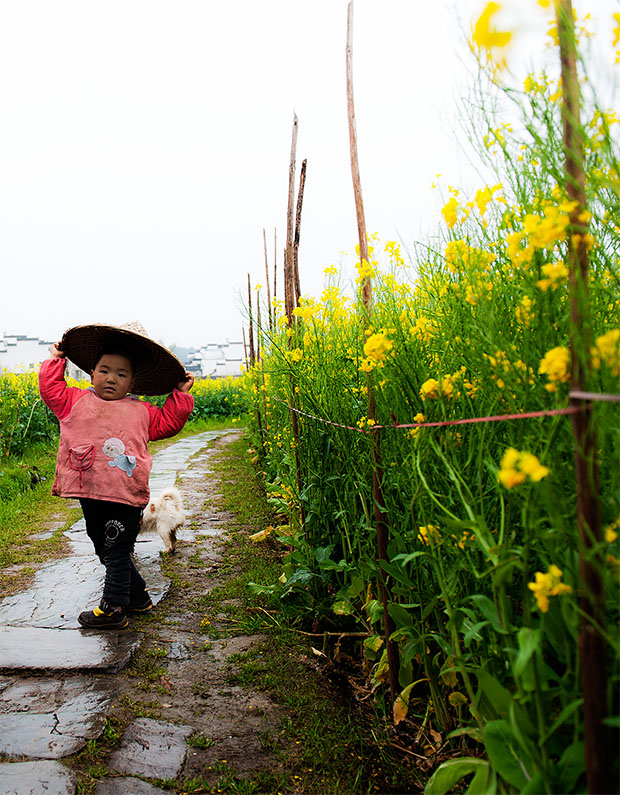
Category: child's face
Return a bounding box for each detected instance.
[91,354,135,400]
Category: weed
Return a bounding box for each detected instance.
[187,732,217,749]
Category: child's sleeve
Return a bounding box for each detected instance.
[38,358,80,420]
[146,390,195,441]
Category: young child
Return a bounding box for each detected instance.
[39,322,195,630]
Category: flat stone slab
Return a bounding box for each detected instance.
[108,718,193,779]
[0,538,168,631]
[0,627,142,672]
[95,776,167,794]
[0,432,224,632]
[0,760,77,794]
[0,676,115,759]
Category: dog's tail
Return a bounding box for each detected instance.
[160,487,182,503]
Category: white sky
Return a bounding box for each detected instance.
[0,0,616,349]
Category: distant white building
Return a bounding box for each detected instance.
[187,340,246,379]
[0,332,246,380]
[0,334,54,373]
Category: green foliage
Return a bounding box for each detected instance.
[243,15,620,795]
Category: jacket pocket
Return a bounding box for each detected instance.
[68,444,95,488]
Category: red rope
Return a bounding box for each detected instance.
[271,396,582,434]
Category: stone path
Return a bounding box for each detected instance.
[0,431,238,795]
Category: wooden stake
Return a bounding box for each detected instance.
[346,1,371,318]
[285,113,299,323]
[346,0,398,702]
[293,158,307,306]
[256,296,262,362]
[242,327,248,371]
[557,3,610,792]
[247,273,256,367]
[263,229,273,333]
[273,227,278,304]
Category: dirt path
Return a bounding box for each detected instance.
[0,430,292,794]
[105,429,287,789]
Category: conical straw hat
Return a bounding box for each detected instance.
[61,322,186,396]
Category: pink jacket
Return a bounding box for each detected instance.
[39,358,194,507]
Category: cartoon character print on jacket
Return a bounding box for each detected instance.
[102,437,137,478]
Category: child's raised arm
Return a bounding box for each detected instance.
[39,342,80,420]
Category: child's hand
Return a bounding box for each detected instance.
[177,372,194,392]
[49,342,65,359]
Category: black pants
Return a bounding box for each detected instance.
[79,499,147,607]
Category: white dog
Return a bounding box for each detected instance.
[140,487,185,553]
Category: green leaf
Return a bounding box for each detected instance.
[363,634,384,654]
[464,620,489,645]
[392,550,427,565]
[447,726,483,743]
[558,741,585,793]
[513,627,540,677]
[470,594,509,634]
[466,762,496,794]
[424,758,490,795]
[540,697,583,744]
[331,599,353,615]
[477,671,513,717]
[387,601,415,627]
[483,720,533,790]
[520,771,545,794]
[379,558,417,589]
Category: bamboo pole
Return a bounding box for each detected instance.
[293,158,307,306]
[273,227,278,305]
[242,327,248,371]
[346,0,398,702]
[285,113,299,323]
[263,229,273,333]
[248,273,264,449]
[247,274,256,367]
[256,296,262,363]
[557,3,610,792]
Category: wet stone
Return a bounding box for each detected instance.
[0,627,143,673]
[95,776,168,794]
[149,431,225,493]
[166,641,191,661]
[0,759,77,794]
[108,718,193,779]
[0,676,116,759]
[0,539,168,631]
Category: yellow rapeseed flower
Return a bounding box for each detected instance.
[515,296,534,326]
[528,564,572,612]
[420,379,440,400]
[363,332,393,364]
[591,329,620,375]
[442,197,460,228]
[536,260,568,291]
[418,525,440,546]
[539,346,571,391]
[498,447,549,488]
[475,183,503,217]
[472,2,513,61]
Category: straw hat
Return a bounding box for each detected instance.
[61,322,186,396]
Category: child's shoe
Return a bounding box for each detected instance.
[78,600,129,630]
[126,590,153,614]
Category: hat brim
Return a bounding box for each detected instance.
[61,324,186,396]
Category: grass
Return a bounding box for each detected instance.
[194,432,420,795]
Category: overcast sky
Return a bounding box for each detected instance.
[0,1,616,349]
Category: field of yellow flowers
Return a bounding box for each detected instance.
[0,369,246,499]
[245,4,619,793]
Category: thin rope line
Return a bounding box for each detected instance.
[271,396,584,434]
